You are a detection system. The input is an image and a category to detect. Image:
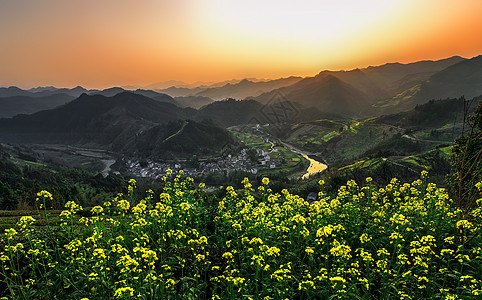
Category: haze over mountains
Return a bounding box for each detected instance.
[2,55,480,120]
[251,56,470,115]
[0,54,481,167]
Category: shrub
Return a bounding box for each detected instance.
[1,172,481,299]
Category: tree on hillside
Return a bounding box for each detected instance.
[449,100,481,211]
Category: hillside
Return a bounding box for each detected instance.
[253,74,367,116]
[195,98,264,127]
[0,92,235,157]
[251,56,467,117]
[373,56,482,113]
[122,119,238,159]
[0,93,74,118]
[414,55,482,101]
[318,68,388,101]
[0,92,180,145]
[194,77,303,100]
[173,96,214,109]
[271,97,478,167]
[362,55,465,91]
[131,89,176,104]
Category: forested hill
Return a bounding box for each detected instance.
[0,92,237,158]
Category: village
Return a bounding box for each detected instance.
[125,147,281,179]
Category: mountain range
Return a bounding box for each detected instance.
[0,86,213,118]
[191,77,303,100]
[1,54,482,164]
[251,56,472,115]
[0,94,75,118]
[2,54,481,120]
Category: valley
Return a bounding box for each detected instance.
[0,54,481,204]
[3,2,482,298]
[0,62,480,300]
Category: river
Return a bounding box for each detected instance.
[278,141,327,179]
[295,152,327,179]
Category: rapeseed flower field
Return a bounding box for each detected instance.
[1,171,482,299]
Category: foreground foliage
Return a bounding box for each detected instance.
[449,101,482,211]
[1,172,482,299]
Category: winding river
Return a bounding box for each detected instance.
[296,152,328,179]
[300,153,328,179]
[279,141,328,179]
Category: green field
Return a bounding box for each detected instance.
[232,129,309,177]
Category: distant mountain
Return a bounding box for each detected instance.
[252,74,367,116]
[0,92,235,158]
[362,56,466,92]
[308,56,465,101]
[36,86,89,98]
[0,55,475,120]
[414,55,482,101]
[132,89,175,103]
[0,86,88,98]
[316,56,465,104]
[81,87,176,103]
[373,55,482,113]
[174,96,214,109]
[194,77,303,100]
[0,85,206,118]
[195,98,263,127]
[0,86,37,98]
[146,79,244,90]
[251,56,468,116]
[157,86,206,97]
[89,87,126,97]
[0,93,75,118]
[144,80,193,90]
[27,86,58,93]
[156,77,301,99]
[121,85,142,90]
[317,69,388,102]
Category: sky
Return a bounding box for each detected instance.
[1,0,481,89]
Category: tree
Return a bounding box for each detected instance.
[449,100,482,211]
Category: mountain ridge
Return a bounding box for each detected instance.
[0,92,235,159]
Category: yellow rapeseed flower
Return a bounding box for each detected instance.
[114,287,134,298]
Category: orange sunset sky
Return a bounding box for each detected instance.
[1,0,481,89]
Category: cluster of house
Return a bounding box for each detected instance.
[125,148,262,179]
[257,148,279,169]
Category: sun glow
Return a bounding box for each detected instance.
[0,0,481,88]
[204,0,404,45]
